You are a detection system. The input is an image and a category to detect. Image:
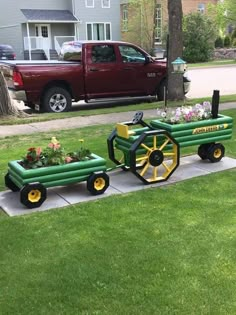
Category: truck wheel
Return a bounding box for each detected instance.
[5,173,20,192]
[20,183,47,209]
[87,172,109,195]
[42,87,72,113]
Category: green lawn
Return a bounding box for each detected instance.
[188,59,236,68]
[1,94,236,126]
[0,109,235,314]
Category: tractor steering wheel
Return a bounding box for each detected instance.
[132,111,143,124]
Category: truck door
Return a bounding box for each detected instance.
[84,44,125,98]
[117,44,162,95]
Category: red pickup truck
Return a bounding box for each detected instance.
[0,40,190,113]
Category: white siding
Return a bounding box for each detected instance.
[0,0,121,59]
[74,0,120,40]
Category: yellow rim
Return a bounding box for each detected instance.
[136,134,178,182]
[28,189,41,203]
[94,178,106,191]
[214,148,222,159]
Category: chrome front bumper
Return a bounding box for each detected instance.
[183,72,191,94]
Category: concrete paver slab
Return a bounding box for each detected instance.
[190,156,236,172]
[168,163,211,182]
[52,182,121,204]
[0,155,235,217]
[0,189,69,216]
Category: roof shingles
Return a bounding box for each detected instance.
[21,9,78,22]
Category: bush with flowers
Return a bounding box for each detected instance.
[21,137,91,169]
[156,101,212,124]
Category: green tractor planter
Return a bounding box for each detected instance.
[5,153,109,209]
[107,108,233,185]
[4,91,234,209]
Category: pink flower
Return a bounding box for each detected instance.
[48,142,61,150]
[36,147,42,156]
[65,156,73,163]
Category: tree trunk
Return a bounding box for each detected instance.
[0,71,23,117]
[167,0,184,101]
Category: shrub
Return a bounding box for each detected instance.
[231,28,236,40]
[224,35,231,47]
[232,38,236,47]
[183,12,217,63]
[215,36,224,48]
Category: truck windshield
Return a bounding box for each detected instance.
[59,42,82,61]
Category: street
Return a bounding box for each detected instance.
[186,65,236,99]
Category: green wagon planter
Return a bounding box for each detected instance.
[5,153,109,209]
[107,111,233,184]
[150,113,233,161]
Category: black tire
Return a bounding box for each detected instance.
[5,173,20,192]
[207,143,225,163]
[87,172,109,195]
[42,87,72,113]
[20,183,47,209]
[157,79,167,101]
[198,143,212,160]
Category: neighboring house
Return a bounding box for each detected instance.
[120,0,167,54]
[0,0,120,60]
[120,0,218,53]
[182,0,218,14]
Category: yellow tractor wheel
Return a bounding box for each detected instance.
[20,183,47,209]
[129,130,180,184]
[87,172,110,195]
[207,143,225,163]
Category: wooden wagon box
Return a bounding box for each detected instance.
[7,153,107,189]
[5,153,109,208]
[149,114,233,148]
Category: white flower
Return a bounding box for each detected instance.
[157,101,212,124]
[197,108,204,118]
[195,103,202,109]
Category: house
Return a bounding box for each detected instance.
[0,0,120,60]
[120,0,219,53]
[182,0,218,14]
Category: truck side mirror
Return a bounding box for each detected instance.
[144,56,152,64]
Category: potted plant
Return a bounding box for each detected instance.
[5,137,109,209]
[152,101,233,162]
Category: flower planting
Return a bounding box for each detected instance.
[22,137,91,169]
[156,102,212,124]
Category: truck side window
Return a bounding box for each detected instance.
[118,45,145,63]
[92,45,116,63]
